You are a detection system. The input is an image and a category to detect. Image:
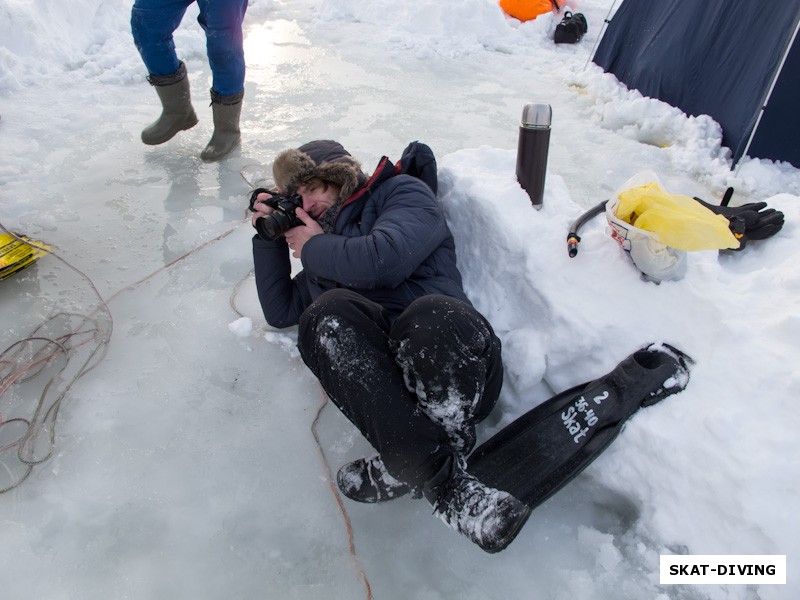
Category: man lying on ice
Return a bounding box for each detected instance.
[250,139,530,553]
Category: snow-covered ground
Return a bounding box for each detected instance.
[1,1,798,598]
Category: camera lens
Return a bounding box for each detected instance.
[255,212,292,241]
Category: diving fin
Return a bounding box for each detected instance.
[468,343,692,509]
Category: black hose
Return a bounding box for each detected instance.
[567,200,608,257]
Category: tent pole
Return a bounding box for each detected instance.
[584,0,619,71]
[734,12,800,173]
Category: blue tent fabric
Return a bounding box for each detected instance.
[748,32,800,166]
[592,0,800,168]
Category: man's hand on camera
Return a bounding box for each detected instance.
[285,208,323,258]
[250,192,275,228]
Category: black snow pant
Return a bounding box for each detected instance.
[298,289,503,489]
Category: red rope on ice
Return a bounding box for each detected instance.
[311,388,374,600]
[3,217,374,600]
[0,219,241,491]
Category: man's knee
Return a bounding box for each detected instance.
[303,289,388,330]
[298,290,342,358]
[298,290,381,361]
[394,295,491,350]
[299,290,360,335]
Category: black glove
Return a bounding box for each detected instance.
[693,188,784,250]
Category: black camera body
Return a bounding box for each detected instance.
[249,187,303,241]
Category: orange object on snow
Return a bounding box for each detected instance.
[499,0,557,22]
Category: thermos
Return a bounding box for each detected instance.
[516,103,552,209]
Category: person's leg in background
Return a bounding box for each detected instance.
[196,0,248,161]
[131,0,199,146]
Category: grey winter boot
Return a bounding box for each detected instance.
[200,90,243,162]
[141,61,198,145]
[423,456,530,553]
[337,455,413,503]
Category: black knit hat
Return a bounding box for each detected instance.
[272,140,366,201]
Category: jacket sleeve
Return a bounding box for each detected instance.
[300,179,448,289]
[252,235,312,328]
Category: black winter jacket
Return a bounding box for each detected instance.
[253,156,471,328]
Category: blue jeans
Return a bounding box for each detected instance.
[131,0,248,96]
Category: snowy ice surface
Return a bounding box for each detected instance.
[1,0,798,599]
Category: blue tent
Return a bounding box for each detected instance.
[592,0,800,168]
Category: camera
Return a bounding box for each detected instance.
[249,187,304,241]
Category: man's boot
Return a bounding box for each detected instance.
[200,90,243,162]
[141,61,198,145]
[336,455,413,503]
[423,455,530,553]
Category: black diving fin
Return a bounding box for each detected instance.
[468,343,692,509]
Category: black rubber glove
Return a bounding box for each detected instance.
[693,189,784,250]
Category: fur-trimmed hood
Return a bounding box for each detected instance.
[272,140,367,202]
